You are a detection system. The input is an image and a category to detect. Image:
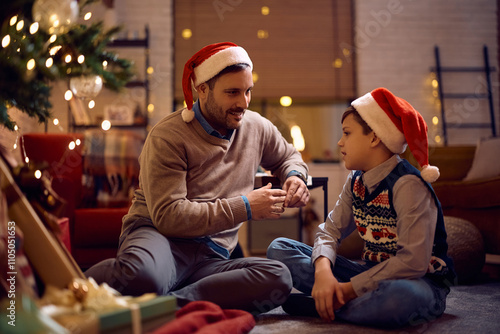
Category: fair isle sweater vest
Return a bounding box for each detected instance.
[351,160,455,281]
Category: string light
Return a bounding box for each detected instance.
[77,55,85,64]
[27,59,36,70]
[65,54,72,63]
[88,100,95,108]
[10,16,17,26]
[49,45,62,55]
[102,60,108,68]
[68,141,76,150]
[2,35,10,48]
[53,118,59,126]
[49,34,57,43]
[148,104,154,112]
[101,120,111,131]
[181,29,192,40]
[252,72,259,83]
[64,90,73,100]
[46,57,53,68]
[34,170,42,179]
[280,96,292,107]
[16,20,24,31]
[84,12,92,20]
[29,22,39,34]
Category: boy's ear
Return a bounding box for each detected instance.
[371,132,383,147]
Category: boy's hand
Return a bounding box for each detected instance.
[312,257,344,322]
[282,175,310,208]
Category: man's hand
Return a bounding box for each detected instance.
[283,175,310,208]
[246,183,287,220]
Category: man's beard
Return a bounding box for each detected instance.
[204,91,245,132]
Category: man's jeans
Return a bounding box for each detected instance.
[267,237,450,328]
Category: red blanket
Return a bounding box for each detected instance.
[150,301,255,334]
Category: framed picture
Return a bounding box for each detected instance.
[104,103,134,125]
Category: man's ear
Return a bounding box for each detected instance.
[197,83,209,98]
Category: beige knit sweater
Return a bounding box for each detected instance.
[122,108,308,252]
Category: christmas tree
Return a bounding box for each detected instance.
[0,0,133,131]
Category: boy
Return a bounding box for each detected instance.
[267,87,456,328]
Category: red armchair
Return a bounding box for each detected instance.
[21,132,141,269]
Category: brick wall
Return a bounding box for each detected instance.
[354,0,498,145]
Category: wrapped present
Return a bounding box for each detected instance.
[39,278,177,333]
[99,295,177,333]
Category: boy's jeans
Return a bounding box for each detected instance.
[267,237,450,328]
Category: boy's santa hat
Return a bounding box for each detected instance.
[181,42,253,123]
[351,87,440,183]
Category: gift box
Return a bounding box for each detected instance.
[99,295,177,333]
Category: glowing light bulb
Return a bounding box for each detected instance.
[30,22,39,34]
[252,72,259,83]
[257,30,269,39]
[46,57,53,68]
[182,29,192,40]
[49,45,62,55]
[88,100,95,109]
[16,20,24,31]
[27,59,36,70]
[68,141,76,150]
[10,16,17,26]
[280,96,292,107]
[2,35,10,48]
[65,54,72,63]
[77,55,85,64]
[101,120,111,131]
[64,90,73,101]
[34,170,42,179]
[53,118,59,125]
[84,12,92,20]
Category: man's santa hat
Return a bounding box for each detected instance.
[181,42,253,123]
[351,87,440,183]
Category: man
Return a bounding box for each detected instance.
[85,42,310,314]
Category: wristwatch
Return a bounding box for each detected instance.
[288,170,307,184]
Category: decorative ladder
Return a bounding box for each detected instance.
[433,45,497,145]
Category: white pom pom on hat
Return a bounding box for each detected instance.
[181,42,253,123]
[351,87,440,183]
